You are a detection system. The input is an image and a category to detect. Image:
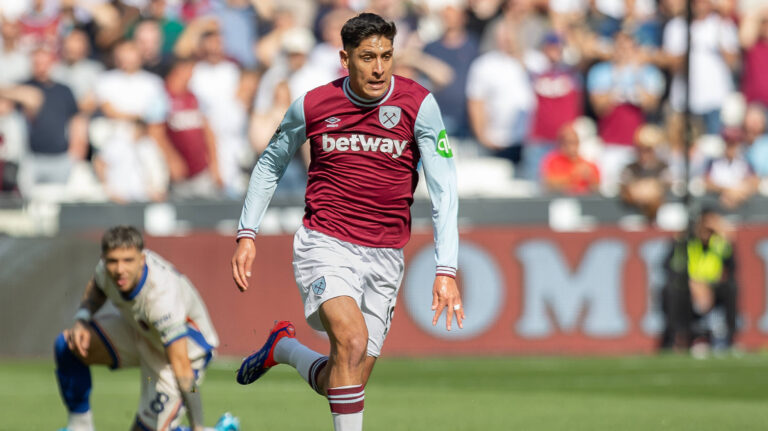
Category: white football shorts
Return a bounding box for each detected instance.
[292,225,405,357]
[90,305,210,431]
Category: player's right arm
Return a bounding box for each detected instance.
[232,94,307,291]
[67,277,107,358]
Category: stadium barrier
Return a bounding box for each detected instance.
[4,225,766,357]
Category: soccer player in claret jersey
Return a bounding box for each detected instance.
[54,226,239,431]
[230,12,462,431]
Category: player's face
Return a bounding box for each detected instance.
[103,246,146,293]
[341,35,394,100]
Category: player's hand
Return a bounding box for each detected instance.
[67,320,91,358]
[431,275,464,331]
[231,238,256,292]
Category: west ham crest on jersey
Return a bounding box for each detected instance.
[379,106,401,129]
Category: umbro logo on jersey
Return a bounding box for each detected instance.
[322,133,409,159]
[324,117,341,128]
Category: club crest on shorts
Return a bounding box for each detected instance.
[310,276,327,295]
[379,106,401,129]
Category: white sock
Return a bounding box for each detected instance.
[67,410,94,431]
[273,337,327,392]
[332,412,363,431]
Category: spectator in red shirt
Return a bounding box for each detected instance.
[525,32,583,182]
[541,123,600,195]
[740,6,768,107]
[164,58,222,199]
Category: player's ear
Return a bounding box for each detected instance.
[339,49,349,70]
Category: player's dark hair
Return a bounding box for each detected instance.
[340,13,397,51]
[102,225,144,254]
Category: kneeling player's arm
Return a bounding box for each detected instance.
[76,278,107,320]
[166,338,205,431]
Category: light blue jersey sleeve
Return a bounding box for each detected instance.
[414,93,459,277]
[237,95,307,239]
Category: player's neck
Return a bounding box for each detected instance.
[119,264,149,300]
[343,76,392,106]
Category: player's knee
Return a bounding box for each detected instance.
[334,331,368,364]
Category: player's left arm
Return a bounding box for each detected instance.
[166,338,204,431]
[152,289,205,430]
[414,93,463,331]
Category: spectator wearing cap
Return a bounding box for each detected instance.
[705,127,759,209]
[586,30,665,196]
[524,32,582,182]
[619,124,672,221]
[540,123,600,195]
[423,0,480,140]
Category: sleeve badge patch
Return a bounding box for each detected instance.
[437,129,453,158]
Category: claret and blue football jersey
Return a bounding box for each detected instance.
[237,75,458,277]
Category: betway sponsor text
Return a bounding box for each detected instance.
[322,133,408,159]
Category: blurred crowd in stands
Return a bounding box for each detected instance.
[1,0,767,219]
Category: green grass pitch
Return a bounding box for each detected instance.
[2,355,767,430]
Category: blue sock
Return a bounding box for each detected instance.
[54,332,92,413]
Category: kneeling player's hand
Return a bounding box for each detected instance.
[431,276,464,331]
[68,320,91,358]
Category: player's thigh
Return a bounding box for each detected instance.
[80,306,140,368]
[360,247,405,358]
[319,295,368,348]
[135,348,209,431]
[293,226,364,331]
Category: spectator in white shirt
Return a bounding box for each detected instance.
[189,29,249,197]
[467,21,535,170]
[93,120,169,203]
[663,0,739,135]
[705,127,759,209]
[96,39,186,182]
